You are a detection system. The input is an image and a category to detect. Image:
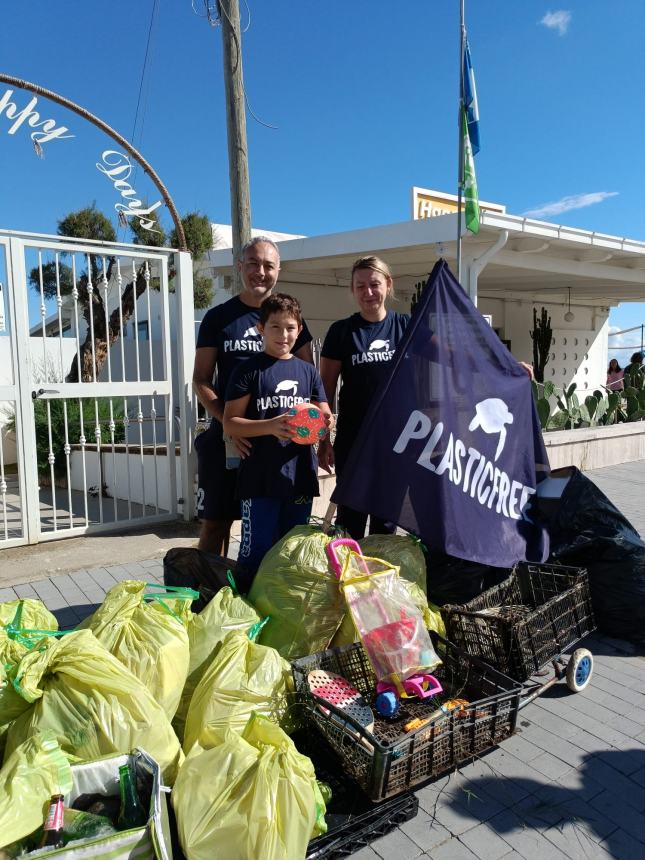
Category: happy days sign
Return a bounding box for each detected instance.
[1,87,162,233]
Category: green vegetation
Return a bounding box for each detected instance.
[532,364,645,431]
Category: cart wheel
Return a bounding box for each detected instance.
[376,691,399,718]
[566,648,593,692]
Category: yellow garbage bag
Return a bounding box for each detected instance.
[0,598,58,633]
[4,629,183,785]
[183,629,290,754]
[0,731,73,849]
[248,525,345,660]
[80,581,195,720]
[0,600,59,758]
[173,587,260,743]
[359,534,427,593]
[172,713,326,860]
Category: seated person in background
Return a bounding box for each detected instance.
[224,294,332,591]
[606,358,624,392]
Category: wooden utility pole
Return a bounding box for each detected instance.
[218,0,252,292]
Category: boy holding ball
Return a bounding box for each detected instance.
[224,294,332,588]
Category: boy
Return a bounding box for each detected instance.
[224,294,332,589]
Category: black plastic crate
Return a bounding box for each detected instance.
[293,732,418,859]
[443,562,595,682]
[292,632,521,801]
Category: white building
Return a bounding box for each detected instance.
[207,192,645,398]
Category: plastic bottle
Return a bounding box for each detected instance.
[224,434,241,470]
[116,764,147,830]
[38,794,65,849]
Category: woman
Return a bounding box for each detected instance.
[318,256,409,539]
[606,358,624,392]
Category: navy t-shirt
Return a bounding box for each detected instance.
[321,310,409,464]
[196,296,313,397]
[225,354,327,500]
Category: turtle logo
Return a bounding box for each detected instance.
[369,339,390,351]
[468,398,514,461]
[274,379,298,396]
[243,326,259,338]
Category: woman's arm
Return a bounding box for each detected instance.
[223,396,293,440]
[317,358,341,472]
[319,357,342,410]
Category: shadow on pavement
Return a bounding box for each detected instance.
[444,748,645,859]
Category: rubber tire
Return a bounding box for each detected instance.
[566,648,593,692]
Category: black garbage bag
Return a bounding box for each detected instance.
[426,550,510,606]
[163,547,238,612]
[544,467,645,643]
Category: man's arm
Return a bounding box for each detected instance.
[193,347,223,422]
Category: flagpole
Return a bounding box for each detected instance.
[456,0,465,284]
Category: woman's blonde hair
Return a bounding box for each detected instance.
[350,256,394,296]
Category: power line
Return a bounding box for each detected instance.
[118,0,161,242]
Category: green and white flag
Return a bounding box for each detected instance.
[462,108,480,234]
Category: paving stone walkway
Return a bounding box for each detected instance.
[1,462,644,859]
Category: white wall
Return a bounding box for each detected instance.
[0,336,78,466]
[478,297,608,394]
[70,448,179,512]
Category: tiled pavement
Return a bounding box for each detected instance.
[1,464,644,859]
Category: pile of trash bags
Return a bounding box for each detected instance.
[544,467,645,643]
[1,527,455,860]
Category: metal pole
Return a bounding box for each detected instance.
[218,0,252,293]
[0,74,187,251]
[456,0,465,284]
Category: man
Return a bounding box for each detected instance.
[192,237,313,555]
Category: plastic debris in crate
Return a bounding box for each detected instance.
[292,731,418,859]
[292,631,521,801]
[443,561,595,682]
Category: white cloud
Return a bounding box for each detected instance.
[523,191,619,219]
[608,326,644,367]
[540,10,572,36]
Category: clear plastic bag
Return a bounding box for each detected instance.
[328,539,441,693]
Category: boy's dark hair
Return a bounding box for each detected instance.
[259,293,302,326]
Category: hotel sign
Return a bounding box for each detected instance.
[412,187,506,221]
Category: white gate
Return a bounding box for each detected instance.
[0,229,196,547]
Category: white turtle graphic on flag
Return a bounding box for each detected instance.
[468,398,514,461]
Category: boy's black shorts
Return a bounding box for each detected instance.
[194,422,241,521]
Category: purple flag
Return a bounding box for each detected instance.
[332,260,549,567]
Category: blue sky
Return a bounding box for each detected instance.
[1,1,643,347]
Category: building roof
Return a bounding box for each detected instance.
[209,211,645,306]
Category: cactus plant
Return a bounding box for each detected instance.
[529,307,552,383]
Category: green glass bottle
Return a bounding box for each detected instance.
[116,764,147,830]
